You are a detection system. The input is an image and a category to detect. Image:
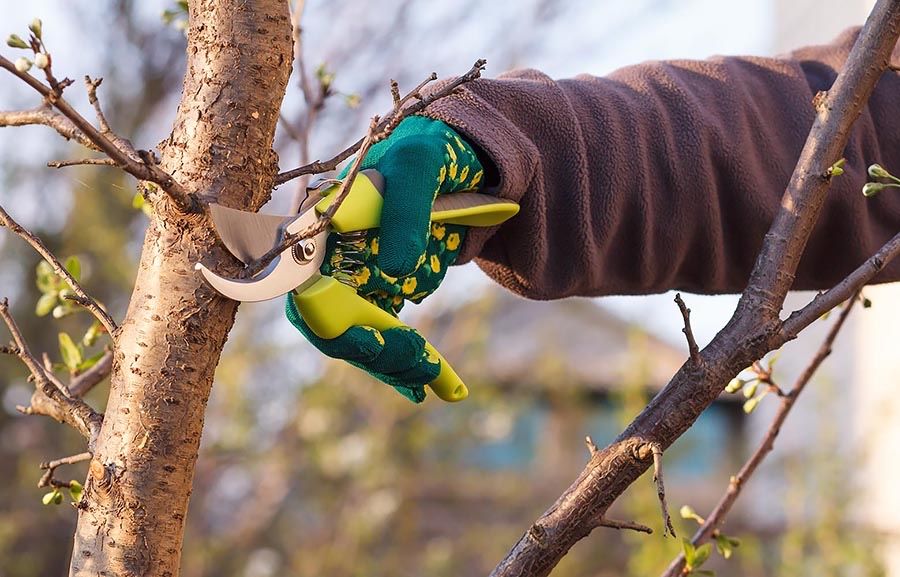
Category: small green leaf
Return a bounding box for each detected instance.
[64,255,81,282]
[36,261,56,293]
[6,34,29,49]
[69,480,83,503]
[715,534,733,559]
[35,292,58,317]
[29,18,42,39]
[82,321,102,347]
[682,538,697,566]
[132,192,145,209]
[315,63,335,92]
[58,332,83,372]
[693,543,712,567]
[42,489,61,505]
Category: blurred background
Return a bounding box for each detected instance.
[1,1,898,576]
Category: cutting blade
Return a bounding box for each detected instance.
[209,204,297,264]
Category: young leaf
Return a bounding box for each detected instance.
[693,542,712,567]
[82,321,103,347]
[36,261,56,293]
[58,332,83,372]
[69,480,83,503]
[64,255,81,282]
[42,489,61,505]
[715,534,733,559]
[682,538,697,567]
[35,292,58,317]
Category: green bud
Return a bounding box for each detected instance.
[34,52,49,69]
[724,378,744,394]
[29,18,42,39]
[69,480,83,503]
[6,34,29,49]
[868,164,893,179]
[863,182,885,197]
[743,395,761,414]
[14,57,32,73]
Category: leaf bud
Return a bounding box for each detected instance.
[14,57,32,72]
[862,182,885,197]
[6,34,29,49]
[29,18,42,39]
[868,164,892,179]
[34,52,49,69]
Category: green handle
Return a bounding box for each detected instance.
[293,275,468,402]
[314,169,519,233]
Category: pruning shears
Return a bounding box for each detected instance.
[195,169,519,402]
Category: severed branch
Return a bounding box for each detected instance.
[0,203,118,338]
[0,54,198,213]
[661,290,860,577]
[274,59,486,185]
[0,299,103,447]
[489,3,900,576]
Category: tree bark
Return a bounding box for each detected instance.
[69,2,292,576]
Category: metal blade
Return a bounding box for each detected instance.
[209,204,297,264]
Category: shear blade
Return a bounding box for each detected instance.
[209,204,296,264]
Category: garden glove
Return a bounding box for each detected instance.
[286,116,485,403]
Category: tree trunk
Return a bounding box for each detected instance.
[69,2,292,575]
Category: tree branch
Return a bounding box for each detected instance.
[661,291,860,577]
[38,451,92,489]
[68,350,113,398]
[0,106,97,148]
[0,203,118,338]
[675,293,701,365]
[489,3,900,575]
[274,59,485,185]
[47,157,118,169]
[0,299,103,447]
[0,54,198,213]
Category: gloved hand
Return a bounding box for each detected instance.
[285,116,485,402]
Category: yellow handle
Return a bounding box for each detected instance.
[314,170,519,233]
[293,276,468,403]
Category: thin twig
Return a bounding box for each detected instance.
[0,54,198,213]
[661,291,860,577]
[84,76,112,134]
[0,203,118,338]
[47,157,118,169]
[597,518,653,534]
[274,59,485,185]
[0,298,103,447]
[675,293,701,365]
[650,443,676,538]
[38,451,92,489]
[782,231,900,337]
[0,106,96,149]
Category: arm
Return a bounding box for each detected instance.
[423,27,900,299]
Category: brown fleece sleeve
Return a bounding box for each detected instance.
[422,27,900,300]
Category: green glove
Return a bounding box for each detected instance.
[286,116,485,403]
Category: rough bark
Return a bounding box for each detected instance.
[68,2,292,576]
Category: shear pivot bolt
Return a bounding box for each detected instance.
[293,240,316,264]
